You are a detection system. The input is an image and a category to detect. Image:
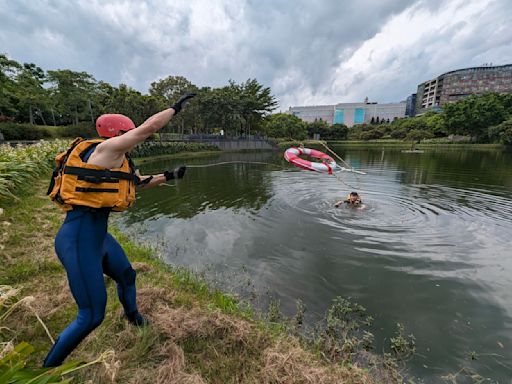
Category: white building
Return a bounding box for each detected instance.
[289,100,406,127]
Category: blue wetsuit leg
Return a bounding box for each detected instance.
[43,210,109,367]
[102,233,138,316]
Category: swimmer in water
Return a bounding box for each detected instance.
[335,191,362,208]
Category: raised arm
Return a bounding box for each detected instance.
[96,108,175,156]
[88,93,196,169]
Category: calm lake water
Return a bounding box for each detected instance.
[118,147,512,382]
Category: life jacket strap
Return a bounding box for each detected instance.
[63,166,140,184]
[47,138,87,196]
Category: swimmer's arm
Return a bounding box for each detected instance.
[334,200,343,207]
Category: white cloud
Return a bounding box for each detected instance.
[1,0,511,109]
[324,0,511,105]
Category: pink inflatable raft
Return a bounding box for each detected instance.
[284,147,337,174]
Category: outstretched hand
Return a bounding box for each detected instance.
[164,165,187,181]
[171,93,197,114]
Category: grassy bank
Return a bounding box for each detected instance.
[0,141,412,383]
[1,180,386,383]
[277,139,508,150]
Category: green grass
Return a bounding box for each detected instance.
[277,139,508,150]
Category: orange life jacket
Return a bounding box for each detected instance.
[47,138,139,212]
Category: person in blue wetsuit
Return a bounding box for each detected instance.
[43,93,195,367]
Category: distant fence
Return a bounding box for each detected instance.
[159,133,277,151]
[2,131,278,151]
[3,140,40,147]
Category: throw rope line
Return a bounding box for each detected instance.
[181,141,366,190]
[186,161,284,169]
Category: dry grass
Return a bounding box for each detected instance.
[262,339,370,384]
[1,181,377,384]
[154,341,206,384]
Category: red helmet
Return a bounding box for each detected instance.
[96,114,136,138]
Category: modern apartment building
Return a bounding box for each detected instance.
[289,99,406,128]
[415,64,512,115]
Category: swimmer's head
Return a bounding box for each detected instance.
[348,192,360,203]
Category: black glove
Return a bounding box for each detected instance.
[171,93,196,114]
[164,165,187,181]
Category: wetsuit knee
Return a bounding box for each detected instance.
[90,312,105,330]
[123,266,136,286]
[77,308,105,332]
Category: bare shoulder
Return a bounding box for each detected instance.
[87,140,125,169]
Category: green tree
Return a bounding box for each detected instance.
[264,113,306,139]
[443,93,507,140]
[405,129,434,142]
[96,83,166,126]
[360,128,384,141]
[488,118,512,145]
[424,112,447,137]
[326,123,349,140]
[306,119,330,138]
[47,69,97,125]
[15,63,50,124]
[237,78,278,136]
[149,75,199,134]
[149,75,194,100]
[0,54,22,118]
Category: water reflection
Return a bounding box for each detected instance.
[123,152,276,222]
[118,148,512,382]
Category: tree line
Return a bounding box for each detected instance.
[346,93,512,144]
[2,54,511,144]
[0,54,277,137]
[264,93,512,145]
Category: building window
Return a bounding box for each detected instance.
[354,108,364,124]
[333,109,344,124]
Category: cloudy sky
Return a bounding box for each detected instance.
[1,0,511,109]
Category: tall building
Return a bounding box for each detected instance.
[289,100,406,128]
[415,64,512,115]
[405,94,416,117]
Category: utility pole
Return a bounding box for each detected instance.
[87,99,94,123]
[29,103,34,125]
[50,107,56,126]
[37,108,47,126]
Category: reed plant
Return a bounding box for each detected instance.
[0,285,115,383]
[0,140,69,201]
[0,139,217,201]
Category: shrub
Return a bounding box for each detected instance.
[130,141,219,158]
[390,128,407,139]
[54,122,96,138]
[359,129,384,141]
[488,119,512,145]
[0,122,96,140]
[404,129,434,142]
[0,122,53,140]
